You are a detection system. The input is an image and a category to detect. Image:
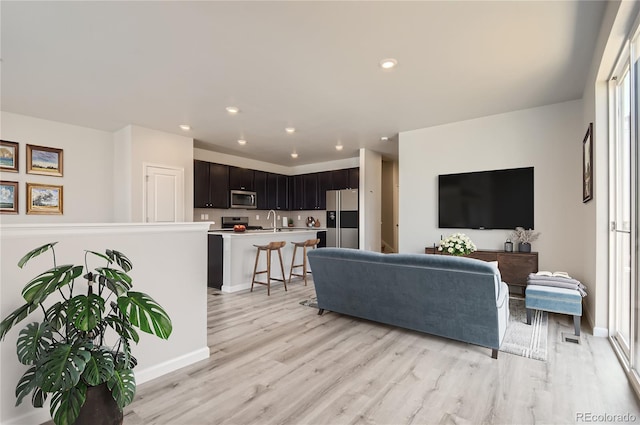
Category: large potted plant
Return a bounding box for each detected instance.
[0,242,172,425]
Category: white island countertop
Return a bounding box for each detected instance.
[208,228,324,293]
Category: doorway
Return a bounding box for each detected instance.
[143,164,185,223]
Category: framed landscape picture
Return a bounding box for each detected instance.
[0,140,19,172]
[583,123,593,203]
[0,181,19,214]
[27,144,63,177]
[26,183,63,215]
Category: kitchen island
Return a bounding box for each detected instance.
[208,228,325,293]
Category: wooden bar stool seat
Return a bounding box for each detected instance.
[289,238,320,286]
[251,241,287,295]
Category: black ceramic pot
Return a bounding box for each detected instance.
[75,383,123,425]
[518,242,531,253]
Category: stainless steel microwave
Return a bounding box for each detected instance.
[230,190,257,209]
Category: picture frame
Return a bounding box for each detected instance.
[26,183,63,215]
[0,140,19,173]
[26,144,63,177]
[0,181,19,214]
[583,122,593,203]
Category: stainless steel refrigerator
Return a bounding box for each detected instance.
[326,189,359,249]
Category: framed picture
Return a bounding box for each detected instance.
[0,181,19,214]
[26,183,63,215]
[0,140,19,172]
[27,144,63,177]
[583,123,593,203]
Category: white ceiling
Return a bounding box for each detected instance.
[1,1,606,166]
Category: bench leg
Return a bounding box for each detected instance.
[574,315,581,336]
[491,348,498,359]
[526,308,532,325]
[317,308,324,316]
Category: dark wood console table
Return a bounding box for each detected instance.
[424,247,538,296]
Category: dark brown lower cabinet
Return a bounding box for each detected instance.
[208,234,223,289]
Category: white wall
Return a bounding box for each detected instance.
[113,126,133,222]
[0,223,209,425]
[360,148,382,252]
[0,112,114,223]
[578,0,639,334]
[129,126,194,222]
[399,100,585,279]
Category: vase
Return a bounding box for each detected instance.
[75,383,123,425]
[518,242,531,253]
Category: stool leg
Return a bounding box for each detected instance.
[574,315,581,336]
[251,248,261,292]
[289,245,298,283]
[278,247,287,291]
[526,308,532,325]
[302,246,308,286]
[266,249,271,296]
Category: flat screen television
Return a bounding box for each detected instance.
[438,167,534,230]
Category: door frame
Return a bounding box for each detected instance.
[142,162,185,223]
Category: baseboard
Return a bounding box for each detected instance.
[135,347,210,385]
[3,406,51,425]
[592,326,609,338]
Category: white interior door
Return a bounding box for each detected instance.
[144,164,184,223]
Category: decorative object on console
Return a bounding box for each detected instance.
[583,122,593,203]
[509,227,540,253]
[438,233,476,256]
[314,218,321,227]
[0,242,173,425]
[288,218,294,227]
[504,239,513,252]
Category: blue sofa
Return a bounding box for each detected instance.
[307,248,509,358]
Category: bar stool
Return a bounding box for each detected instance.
[289,238,320,286]
[251,241,287,295]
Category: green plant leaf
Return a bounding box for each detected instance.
[85,250,113,264]
[0,303,38,341]
[114,340,137,370]
[50,381,87,425]
[45,301,68,331]
[107,368,135,409]
[95,268,132,295]
[32,387,47,408]
[68,294,105,332]
[15,365,37,406]
[17,242,58,268]
[106,249,133,272]
[117,292,172,339]
[22,265,84,305]
[36,344,91,392]
[81,348,115,386]
[17,322,53,365]
[105,302,140,343]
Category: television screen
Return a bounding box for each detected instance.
[438,167,534,230]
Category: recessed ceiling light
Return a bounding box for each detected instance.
[379,58,398,69]
[179,124,191,131]
[226,106,240,114]
[237,139,247,145]
[335,144,344,151]
[285,127,296,134]
[291,151,298,158]
[380,136,389,141]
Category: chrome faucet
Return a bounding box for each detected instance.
[267,210,277,231]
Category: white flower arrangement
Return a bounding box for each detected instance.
[438,233,477,256]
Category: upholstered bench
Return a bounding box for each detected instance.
[526,285,582,336]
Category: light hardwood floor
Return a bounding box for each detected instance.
[122,280,640,425]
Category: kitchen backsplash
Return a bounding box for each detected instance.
[194,208,327,229]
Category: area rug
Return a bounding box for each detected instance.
[300,297,548,361]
